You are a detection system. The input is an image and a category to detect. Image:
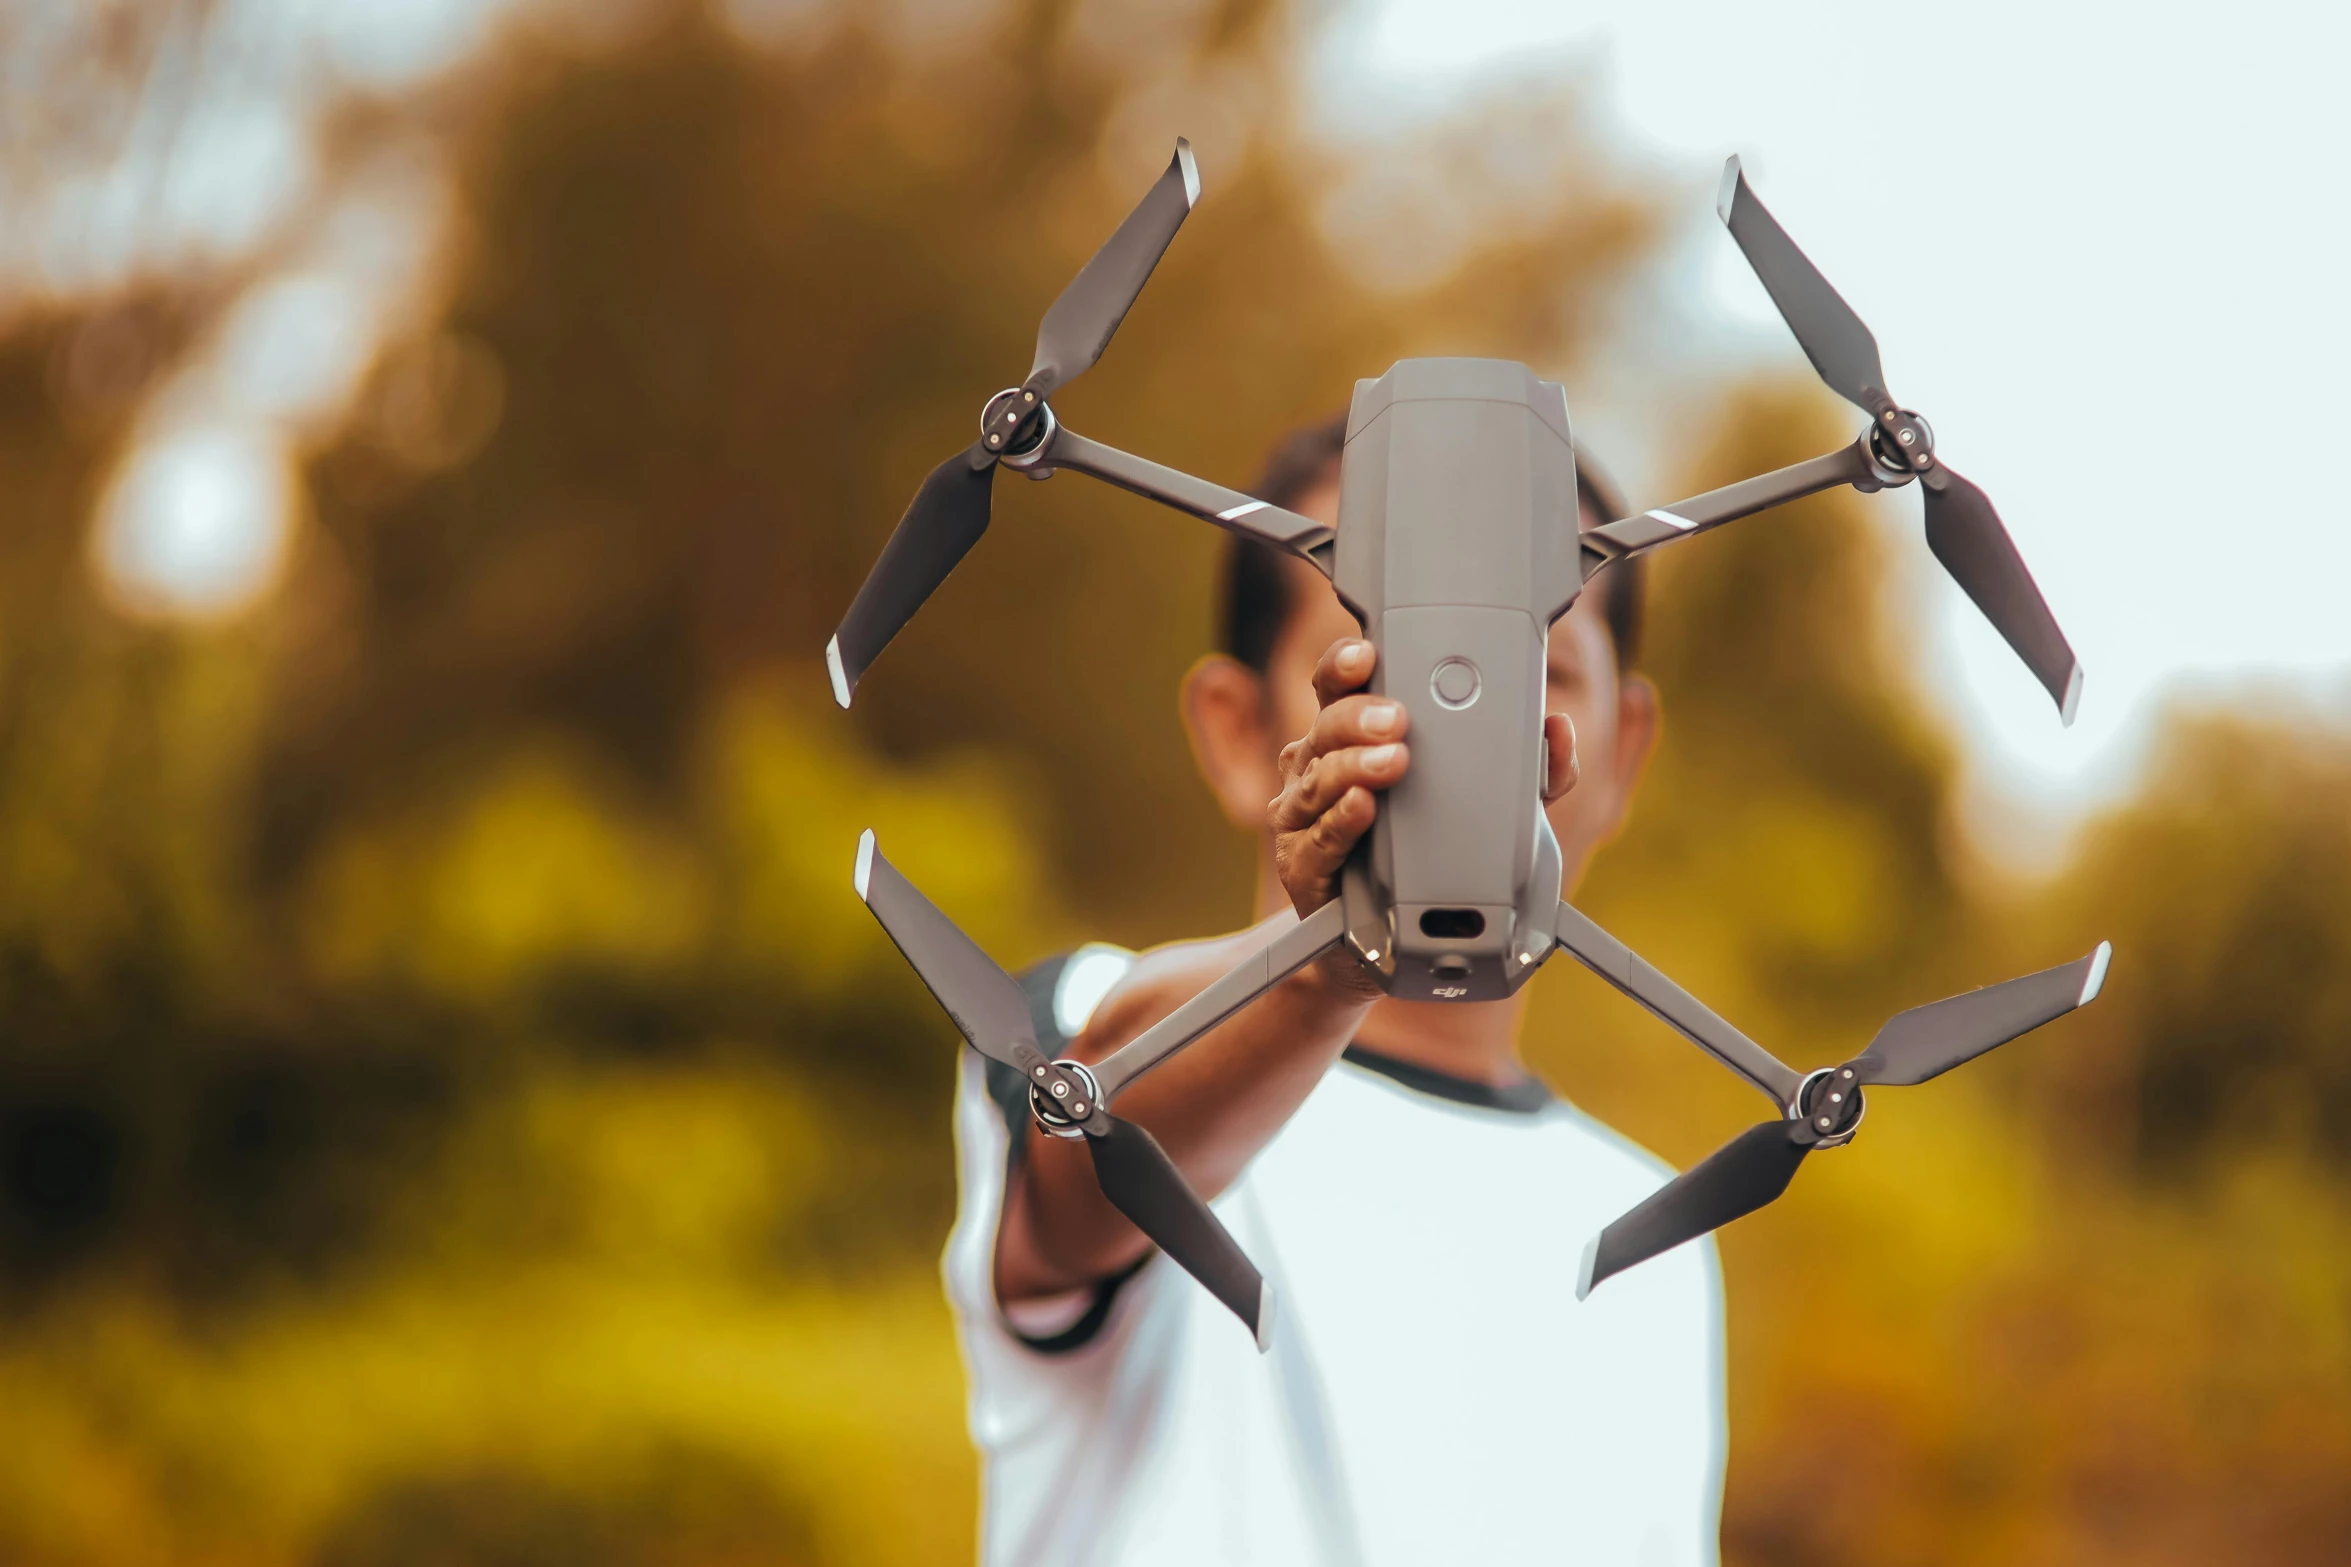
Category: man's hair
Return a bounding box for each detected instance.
[1216,412,1646,676]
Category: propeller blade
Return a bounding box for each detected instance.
[827,447,996,708]
[852,831,1047,1076]
[1026,140,1200,401]
[1578,1120,1811,1299]
[1088,1114,1273,1350]
[1854,941,2110,1088]
[1922,464,2084,723]
[1717,156,1889,416]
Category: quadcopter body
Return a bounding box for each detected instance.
[1326,357,1579,1003]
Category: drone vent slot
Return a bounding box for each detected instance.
[1419,909,1485,940]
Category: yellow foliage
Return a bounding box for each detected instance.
[703,681,1063,990]
[301,743,712,1001]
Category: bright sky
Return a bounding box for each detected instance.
[1316,0,2351,837]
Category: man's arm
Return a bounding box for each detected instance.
[994,918,1372,1304]
[994,637,1578,1305]
[993,638,1400,1304]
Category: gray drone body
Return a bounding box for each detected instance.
[829,140,2112,1350]
[1327,358,1585,1003]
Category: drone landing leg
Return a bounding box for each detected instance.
[1581,435,1896,569]
[1088,901,1348,1103]
[1551,901,1803,1109]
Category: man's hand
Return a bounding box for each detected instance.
[1268,639,1405,919]
[1001,639,1580,1305]
[1268,636,1578,920]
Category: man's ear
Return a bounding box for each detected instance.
[1180,654,1279,832]
[1602,673,1662,831]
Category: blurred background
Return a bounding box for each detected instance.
[1,0,2346,1562]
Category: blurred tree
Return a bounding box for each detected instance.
[266,0,1654,946]
[0,3,1663,1557]
[2030,703,2351,1177]
[0,301,458,1307]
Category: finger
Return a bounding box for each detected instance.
[1270,746,1403,833]
[1269,742,1409,832]
[1286,784,1378,886]
[1303,784,1377,865]
[1311,639,1376,707]
[1542,712,1580,804]
[1306,694,1409,760]
[1280,691,1403,785]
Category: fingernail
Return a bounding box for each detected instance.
[1364,743,1401,770]
[1362,703,1399,737]
[1342,641,1371,670]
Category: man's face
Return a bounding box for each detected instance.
[1249,474,1654,886]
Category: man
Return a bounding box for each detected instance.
[942,414,1724,1564]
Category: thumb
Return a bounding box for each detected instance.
[1542,713,1580,804]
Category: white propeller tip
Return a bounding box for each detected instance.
[1175,138,1200,208]
[1254,1278,1278,1354]
[1716,155,1744,224]
[853,829,876,901]
[2079,941,2112,1006]
[825,636,853,709]
[2059,663,2084,728]
[1574,1234,1601,1302]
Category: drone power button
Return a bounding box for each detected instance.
[1430,657,1481,710]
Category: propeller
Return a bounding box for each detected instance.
[853,829,1051,1080]
[1718,156,2083,725]
[1087,1115,1274,1347]
[1578,942,2110,1298]
[852,831,1275,1349]
[827,141,1202,708]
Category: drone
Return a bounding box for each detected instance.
[833,140,2108,1347]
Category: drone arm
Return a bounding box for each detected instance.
[1088,901,1348,1103]
[1552,901,1804,1108]
[1581,436,1894,570]
[1040,427,1337,571]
